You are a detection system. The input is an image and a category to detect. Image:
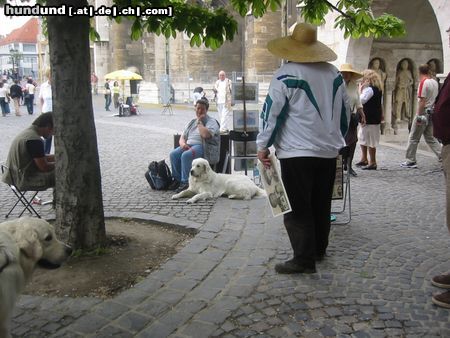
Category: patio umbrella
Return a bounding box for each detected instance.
[104,69,143,80]
[104,70,143,103]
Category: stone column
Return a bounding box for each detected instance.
[93,0,111,80]
[384,78,395,135]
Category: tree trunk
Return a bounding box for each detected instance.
[47,0,106,249]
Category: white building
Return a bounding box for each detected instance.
[0,18,39,79]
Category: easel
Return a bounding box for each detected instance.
[223,76,258,179]
[161,102,173,115]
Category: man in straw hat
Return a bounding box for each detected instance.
[340,63,365,176]
[257,23,350,274]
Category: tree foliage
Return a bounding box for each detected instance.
[119,0,405,49]
[0,0,405,48]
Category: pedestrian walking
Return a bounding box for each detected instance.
[256,23,350,274]
[104,82,112,111]
[9,79,23,116]
[401,64,441,168]
[24,78,36,115]
[0,81,11,117]
[214,71,233,133]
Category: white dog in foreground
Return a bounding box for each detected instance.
[172,158,266,203]
[0,217,72,338]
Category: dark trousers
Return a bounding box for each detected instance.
[343,141,357,170]
[25,94,34,114]
[280,157,336,268]
[0,98,9,115]
[105,94,111,110]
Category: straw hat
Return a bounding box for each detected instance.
[267,23,337,63]
[339,64,362,79]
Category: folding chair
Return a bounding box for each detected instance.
[222,130,258,176]
[1,164,43,218]
[331,147,351,225]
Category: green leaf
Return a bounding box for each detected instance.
[89,27,101,42]
[131,20,142,40]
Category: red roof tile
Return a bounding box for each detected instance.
[0,18,38,46]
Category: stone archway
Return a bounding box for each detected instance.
[345,0,446,134]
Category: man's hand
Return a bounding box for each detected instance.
[257,149,271,168]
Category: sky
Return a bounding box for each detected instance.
[0,1,36,36]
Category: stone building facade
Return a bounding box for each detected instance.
[92,0,450,130]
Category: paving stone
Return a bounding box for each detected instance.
[179,320,218,338]
[95,325,134,338]
[115,311,151,333]
[68,313,109,334]
[94,301,130,320]
[136,320,174,338]
[4,106,450,337]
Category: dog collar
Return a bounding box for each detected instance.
[0,255,10,273]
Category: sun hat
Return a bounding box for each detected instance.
[267,23,337,63]
[339,64,363,79]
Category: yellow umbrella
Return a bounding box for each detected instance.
[105,70,142,105]
[104,69,143,80]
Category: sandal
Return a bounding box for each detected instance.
[355,160,368,167]
[362,164,377,170]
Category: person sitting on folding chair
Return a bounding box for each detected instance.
[2,112,55,191]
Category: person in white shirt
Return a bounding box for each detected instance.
[400,64,441,168]
[25,78,36,115]
[257,23,350,274]
[39,71,53,154]
[213,71,233,133]
[0,81,11,116]
[40,79,52,113]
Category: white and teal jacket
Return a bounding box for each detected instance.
[257,62,350,159]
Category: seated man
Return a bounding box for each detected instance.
[169,98,220,192]
[2,112,55,191]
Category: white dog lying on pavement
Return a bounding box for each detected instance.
[172,158,266,203]
[0,217,72,338]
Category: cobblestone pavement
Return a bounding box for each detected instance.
[2,97,450,337]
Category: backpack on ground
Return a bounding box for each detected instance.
[145,160,173,190]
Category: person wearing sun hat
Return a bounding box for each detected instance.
[339,64,366,177]
[257,22,350,274]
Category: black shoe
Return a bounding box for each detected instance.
[175,182,189,193]
[362,164,377,170]
[349,168,357,177]
[168,180,180,191]
[355,160,368,167]
[274,259,316,274]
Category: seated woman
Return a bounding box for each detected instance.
[169,98,220,192]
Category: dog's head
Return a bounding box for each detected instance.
[190,158,211,179]
[2,217,72,271]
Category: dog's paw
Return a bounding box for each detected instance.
[171,194,180,200]
[186,198,195,204]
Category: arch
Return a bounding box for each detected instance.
[427,58,442,75]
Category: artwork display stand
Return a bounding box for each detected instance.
[224,76,259,178]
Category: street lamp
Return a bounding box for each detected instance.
[9,48,22,79]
